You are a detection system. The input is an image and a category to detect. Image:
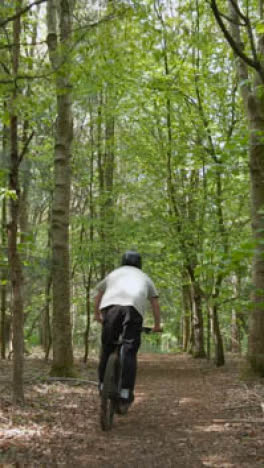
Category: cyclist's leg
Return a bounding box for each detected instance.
[98,306,123,390]
[120,306,143,401]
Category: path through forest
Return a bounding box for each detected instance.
[0,353,263,467]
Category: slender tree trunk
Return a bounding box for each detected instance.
[41,207,52,360]
[83,269,92,363]
[1,116,8,360]
[231,274,241,353]
[47,0,74,376]
[83,103,95,362]
[0,256,7,360]
[8,0,24,403]
[103,96,115,272]
[43,272,52,360]
[211,303,225,366]
[97,91,115,276]
[163,21,205,359]
[206,305,211,359]
[182,280,191,351]
[231,309,240,353]
[97,92,106,278]
[190,281,206,358]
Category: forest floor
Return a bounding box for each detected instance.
[0,352,263,467]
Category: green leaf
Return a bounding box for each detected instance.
[256,23,264,34]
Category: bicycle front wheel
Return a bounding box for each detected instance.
[100,353,120,431]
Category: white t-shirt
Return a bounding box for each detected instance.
[95,266,159,317]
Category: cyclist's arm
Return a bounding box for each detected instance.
[94,290,104,323]
[150,297,162,332]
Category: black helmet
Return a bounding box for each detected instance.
[121,250,142,269]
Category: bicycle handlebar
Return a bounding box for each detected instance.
[141,326,163,334]
[141,326,152,334]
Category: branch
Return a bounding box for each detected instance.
[228,0,259,64]
[0,61,11,75]
[0,0,47,28]
[210,0,264,80]
[217,11,246,27]
[0,40,47,50]
[229,0,247,22]
[0,13,122,86]
[18,130,35,164]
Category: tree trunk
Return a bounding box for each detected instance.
[83,272,92,363]
[47,0,75,376]
[1,115,8,360]
[97,92,106,278]
[43,272,52,361]
[211,304,225,366]
[248,109,264,373]
[97,91,115,276]
[231,309,240,353]
[103,97,115,272]
[190,281,206,358]
[182,281,191,352]
[1,198,8,361]
[226,0,264,374]
[206,305,211,359]
[231,274,241,353]
[83,105,95,363]
[8,0,24,404]
[42,207,52,360]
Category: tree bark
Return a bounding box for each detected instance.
[1,198,7,360]
[43,268,52,360]
[182,280,191,352]
[8,0,25,403]
[226,0,264,374]
[47,0,75,376]
[206,305,211,359]
[248,106,264,373]
[1,112,8,360]
[83,272,92,364]
[231,274,241,353]
[96,92,106,278]
[190,281,206,358]
[211,303,225,366]
[231,309,240,353]
[103,95,115,272]
[97,91,115,276]
[83,104,95,362]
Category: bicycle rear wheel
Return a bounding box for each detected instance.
[100,353,120,431]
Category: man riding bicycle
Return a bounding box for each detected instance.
[94,250,162,405]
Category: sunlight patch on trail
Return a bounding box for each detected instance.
[179,397,202,406]
[194,423,227,433]
[134,392,146,404]
[202,455,236,467]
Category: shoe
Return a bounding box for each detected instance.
[116,390,134,415]
[116,398,130,415]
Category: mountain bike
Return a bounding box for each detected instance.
[100,326,153,431]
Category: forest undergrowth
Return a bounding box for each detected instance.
[0,352,263,467]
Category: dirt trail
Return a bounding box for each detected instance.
[90,354,264,468]
[0,353,263,467]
